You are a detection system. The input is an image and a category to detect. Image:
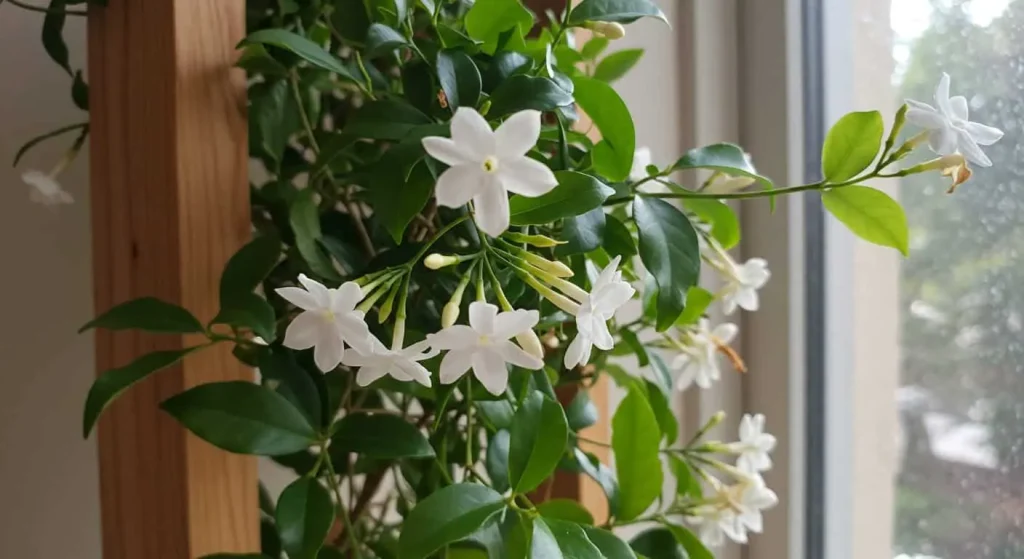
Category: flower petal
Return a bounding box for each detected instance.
[275,286,320,311]
[713,323,739,344]
[739,414,757,440]
[949,95,969,121]
[451,107,495,159]
[298,274,332,307]
[313,329,345,372]
[965,120,1004,146]
[435,165,486,208]
[492,309,539,340]
[594,256,622,290]
[440,348,474,384]
[928,126,957,156]
[356,365,389,386]
[422,136,474,166]
[397,361,433,386]
[468,301,499,335]
[429,325,478,350]
[956,128,992,167]
[498,157,558,197]
[564,333,590,369]
[472,185,511,237]
[934,72,953,117]
[495,109,542,158]
[735,287,760,312]
[471,348,510,395]
[497,340,544,369]
[282,311,322,349]
[905,100,945,129]
[331,282,364,313]
[591,321,615,351]
[336,314,372,351]
[592,282,635,315]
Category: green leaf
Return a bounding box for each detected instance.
[161,381,318,456]
[821,110,884,183]
[508,391,568,493]
[368,148,431,244]
[664,524,713,559]
[211,292,277,342]
[821,185,908,255]
[347,99,434,140]
[683,198,740,249]
[332,412,435,458]
[584,528,637,559]
[252,80,300,167]
[581,37,610,60]
[557,207,606,255]
[484,430,511,493]
[628,528,685,559]
[566,390,599,431]
[259,351,324,428]
[619,328,649,366]
[437,49,483,111]
[11,121,87,167]
[644,380,677,444]
[82,347,202,438]
[71,70,89,110]
[647,353,674,395]
[572,448,619,516]
[537,499,595,525]
[464,0,533,53]
[488,75,574,117]
[476,400,515,430]
[671,143,772,189]
[220,235,281,304]
[543,518,603,559]
[633,197,701,331]
[238,44,290,76]
[200,555,272,559]
[42,0,71,75]
[80,297,204,334]
[572,76,635,182]
[603,213,637,257]
[593,49,644,83]
[526,517,562,558]
[612,386,663,521]
[290,189,342,280]
[510,171,614,225]
[484,51,533,91]
[365,23,409,57]
[397,484,506,559]
[674,286,714,326]
[276,477,336,559]
[668,455,703,500]
[569,0,667,24]
[332,0,372,42]
[242,29,357,81]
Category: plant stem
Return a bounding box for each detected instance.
[577,436,612,449]
[290,73,321,154]
[323,445,363,558]
[465,378,474,469]
[409,215,471,265]
[7,0,86,15]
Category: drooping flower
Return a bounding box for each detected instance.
[727,413,777,473]
[564,256,636,369]
[23,170,73,206]
[672,319,739,391]
[275,275,372,372]
[717,257,770,315]
[342,336,437,387]
[689,474,779,547]
[421,108,558,237]
[428,301,543,395]
[905,73,1003,167]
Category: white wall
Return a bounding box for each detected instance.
[0,7,101,559]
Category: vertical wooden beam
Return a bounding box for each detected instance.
[88,1,256,557]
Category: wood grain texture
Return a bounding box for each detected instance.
[87,0,256,557]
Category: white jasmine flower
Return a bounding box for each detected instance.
[23,170,73,206]
[629,146,653,181]
[905,73,1003,167]
[428,301,543,395]
[275,275,372,372]
[422,108,558,237]
[342,337,437,387]
[718,257,770,315]
[689,475,778,547]
[727,413,777,473]
[672,319,739,391]
[564,256,636,369]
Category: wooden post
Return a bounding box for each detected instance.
[88,1,257,557]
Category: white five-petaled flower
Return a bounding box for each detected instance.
[275,275,372,373]
[717,257,770,315]
[428,301,543,395]
[23,170,73,206]
[727,413,777,473]
[905,73,1004,167]
[421,108,558,237]
[564,256,636,369]
[342,336,437,387]
[672,319,738,391]
[689,475,779,547]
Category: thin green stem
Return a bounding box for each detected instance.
[354,52,378,100]
[7,0,86,15]
[577,436,611,449]
[289,72,321,154]
[465,377,474,468]
[323,445,363,558]
[410,215,471,266]
[475,262,487,302]
[483,255,512,311]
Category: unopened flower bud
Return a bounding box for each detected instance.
[479,99,492,116]
[441,301,461,328]
[504,232,564,248]
[516,330,545,360]
[914,153,965,173]
[584,21,626,40]
[425,253,459,270]
[523,252,574,278]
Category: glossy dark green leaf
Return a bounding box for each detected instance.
[83,347,202,438]
[332,0,372,42]
[161,381,318,456]
[259,351,323,428]
[664,524,713,559]
[397,483,505,559]
[332,412,435,458]
[484,429,511,493]
[603,213,637,257]
[80,297,204,334]
[821,110,884,183]
[368,149,431,244]
[683,198,740,250]
[252,79,300,166]
[628,528,685,559]
[365,23,409,57]
[584,528,637,559]
[674,287,714,327]
[464,0,533,53]
[483,51,532,91]
[437,49,482,111]
[476,400,515,430]
[11,121,87,167]
[619,328,649,366]
[346,99,434,140]
[488,75,574,117]
[581,37,610,59]
[276,477,336,559]
[644,379,677,444]
[508,391,568,493]
[668,455,703,500]
[211,292,277,342]
[537,499,595,525]
[671,143,773,189]
[71,70,89,110]
[822,185,909,255]
[647,353,674,395]
[612,386,663,521]
[238,44,290,76]
[566,390,599,431]
[290,189,342,280]
[261,514,282,557]
[543,518,603,559]
[573,448,619,516]
[633,197,701,331]
[527,517,562,558]
[557,207,606,255]
[593,49,644,83]
[242,29,357,81]
[220,235,281,304]
[510,171,614,225]
[568,0,668,24]
[42,0,71,74]
[572,76,635,182]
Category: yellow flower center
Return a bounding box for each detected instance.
[482,156,499,173]
[478,334,492,346]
